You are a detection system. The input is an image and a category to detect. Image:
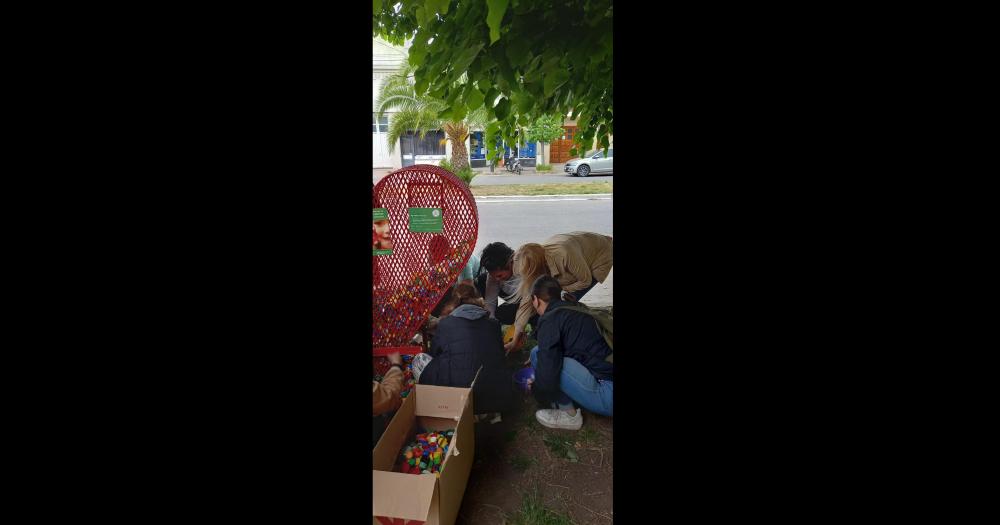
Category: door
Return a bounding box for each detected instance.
[591,149,613,173]
[372,113,391,168]
[549,126,578,164]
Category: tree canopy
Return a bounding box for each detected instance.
[373,0,612,160]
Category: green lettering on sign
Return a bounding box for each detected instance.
[408,208,443,232]
[373,208,388,221]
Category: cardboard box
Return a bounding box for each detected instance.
[373,383,475,525]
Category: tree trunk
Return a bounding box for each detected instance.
[444,122,470,171]
[450,140,470,171]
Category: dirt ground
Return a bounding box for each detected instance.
[456,345,613,525]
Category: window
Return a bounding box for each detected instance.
[401,130,446,156]
[372,113,389,133]
[562,127,574,141]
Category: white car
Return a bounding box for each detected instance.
[564,149,613,177]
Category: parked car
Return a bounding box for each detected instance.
[564,149,614,177]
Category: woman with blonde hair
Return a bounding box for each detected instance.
[505,231,613,353]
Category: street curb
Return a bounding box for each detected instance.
[474,193,613,200]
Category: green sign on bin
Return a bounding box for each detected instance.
[408,208,443,232]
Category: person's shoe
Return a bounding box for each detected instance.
[535,408,583,430]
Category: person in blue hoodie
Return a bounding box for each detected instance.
[528,275,613,430]
[418,283,512,416]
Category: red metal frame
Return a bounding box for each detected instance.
[372,165,479,356]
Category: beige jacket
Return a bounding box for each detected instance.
[372,366,403,416]
[514,231,614,333]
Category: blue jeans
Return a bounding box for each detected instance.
[531,346,613,417]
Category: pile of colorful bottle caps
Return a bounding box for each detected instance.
[397,430,454,475]
[372,354,417,398]
[372,239,474,348]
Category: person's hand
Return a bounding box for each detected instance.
[504,333,525,355]
[525,378,534,393]
[387,352,403,366]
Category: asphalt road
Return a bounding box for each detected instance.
[474,197,613,307]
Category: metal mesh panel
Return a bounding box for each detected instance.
[372,165,479,353]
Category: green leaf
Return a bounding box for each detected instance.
[426,0,449,16]
[485,87,499,107]
[415,6,427,26]
[373,0,383,16]
[451,104,467,122]
[494,97,510,120]
[414,76,430,97]
[486,0,509,44]
[566,448,579,462]
[466,87,485,112]
[543,69,569,97]
[409,44,428,67]
[505,37,530,67]
[450,43,483,77]
[512,90,533,116]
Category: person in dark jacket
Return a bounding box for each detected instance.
[418,284,513,416]
[528,276,613,430]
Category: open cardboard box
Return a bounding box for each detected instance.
[373,382,475,525]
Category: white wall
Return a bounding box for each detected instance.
[373,38,407,170]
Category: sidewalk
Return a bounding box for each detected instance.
[374,166,558,183]
[582,267,613,308]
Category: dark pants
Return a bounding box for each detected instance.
[495,301,539,332]
[571,280,600,301]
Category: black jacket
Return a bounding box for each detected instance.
[419,304,512,414]
[533,300,614,405]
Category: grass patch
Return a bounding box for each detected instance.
[508,488,574,525]
[524,412,542,434]
[535,164,553,172]
[543,433,579,462]
[471,182,612,196]
[509,454,538,473]
[577,428,599,444]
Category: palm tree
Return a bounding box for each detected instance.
[376,64,491,172]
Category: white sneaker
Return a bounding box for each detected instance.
[535,408,583,430]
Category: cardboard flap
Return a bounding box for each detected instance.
[372,470,437,522]
[468,365,484,389]
[373,393,415,472]
[436,382,475,525]
[415,384,469,420]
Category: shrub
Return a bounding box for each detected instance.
[455,166,476,186]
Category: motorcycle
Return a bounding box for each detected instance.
[505,154,522,175]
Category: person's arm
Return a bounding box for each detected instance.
[504,300,534,353]
[483,275,500,317]
[372,366,404,416]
